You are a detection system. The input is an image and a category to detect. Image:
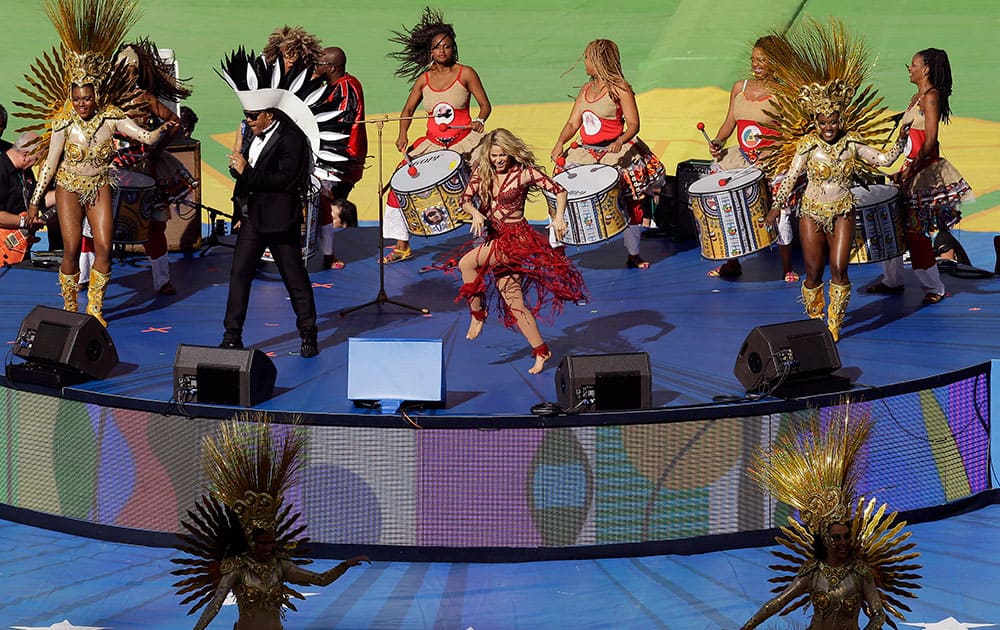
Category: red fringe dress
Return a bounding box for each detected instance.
[457,165,588,329]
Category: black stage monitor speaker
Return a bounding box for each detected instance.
[555,352,652,411]
[10,305,118,384]
[734,319,844,396]
[173,344,277,407]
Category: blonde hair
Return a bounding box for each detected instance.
[583,39,632,103]
[471,128,543,209]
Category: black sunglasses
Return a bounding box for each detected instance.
[243,110,264,121]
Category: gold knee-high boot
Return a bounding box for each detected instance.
[58,271,78,312]
[801,282,825,320]
[86,269,111,327]
[827,282,852,342]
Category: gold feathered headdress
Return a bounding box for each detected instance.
[171,413,313,617]
[748,404,922,628]
[201,413,306,542]
[45,0,140,92]
[757,18,896,178]
[15,0,144,156]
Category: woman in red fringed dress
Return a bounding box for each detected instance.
[458,129,587,374]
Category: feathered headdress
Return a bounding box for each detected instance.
[748,404,922,628]
[757,18,896,178]
[217,47,349,181]
[171,413,314,616]
[14,0,144,154]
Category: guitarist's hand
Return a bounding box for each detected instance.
[25,205,43,228]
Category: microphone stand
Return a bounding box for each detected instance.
[340,113,434,317]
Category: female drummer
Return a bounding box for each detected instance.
[458,129,587,374]
[706,36,798,282]
[762,23,909,342]
[383,7,492,263]
[550,39,665,269]
[865,48,973,304]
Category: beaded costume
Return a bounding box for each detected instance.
[458,165,587,329]
[741,406,921,630]
[15,0,161,207]
[172,415,363,630]
[760,21,901,233]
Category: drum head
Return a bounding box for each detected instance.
[552,165,620,201]
[688,167,763,194]
[390,149,463,193]
[851,184,899,209]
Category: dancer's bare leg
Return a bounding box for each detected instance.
[459,243,495,340]
[497,275,550,374]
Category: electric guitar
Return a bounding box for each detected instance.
[0,206,57,267]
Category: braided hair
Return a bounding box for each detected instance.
[389,7,458,82]
[582,39,633,103]
[917,48,953,123]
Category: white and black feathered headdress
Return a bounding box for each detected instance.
[217,47,349,181]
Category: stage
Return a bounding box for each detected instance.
[3,226,1000,421]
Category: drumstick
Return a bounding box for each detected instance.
[696,122,715,146]
[437,122,471,131]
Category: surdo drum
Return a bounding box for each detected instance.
[543,164,628,245]
[687,167,775,260]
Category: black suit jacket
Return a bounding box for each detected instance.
[236,123,310,234]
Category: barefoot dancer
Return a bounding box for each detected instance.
[458,129,587,374]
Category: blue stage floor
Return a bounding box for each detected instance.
[2,227,998,418]
[2,503,998,628]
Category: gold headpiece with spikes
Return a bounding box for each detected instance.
[201,413,305,542]
[747,403,922,627]
[756,18,896,179]
[44,0,140,93]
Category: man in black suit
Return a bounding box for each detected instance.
[222,106,319,357]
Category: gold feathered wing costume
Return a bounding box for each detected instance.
[748,406,922,628]
[170,416,314,617]
[13,0,145,158]
[757,19,896,183]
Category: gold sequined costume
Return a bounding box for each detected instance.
[171,415,367,630]
[15,0,162,207]
[741,406,922,630]
[759,20,902,233]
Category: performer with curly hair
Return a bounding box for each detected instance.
[382,6,492,263]
[705,36,799,282]
[550,39,666,269]
[740,405,921,629]
[458,129,586,374]
[172,415,369,630]
[20,0,178,326]
[262,25,323,73]
[865,48,974,305]
[760,22,909,341]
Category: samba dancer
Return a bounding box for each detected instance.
[458,129,586,375]
[173,415,369,630]
[550,39,665,269]
[21,0,178,326]
[382,6,491,263]
[740,406,921,629]
[760,21,908,342]
[706,36,798,282]
[865,48,973,305]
